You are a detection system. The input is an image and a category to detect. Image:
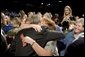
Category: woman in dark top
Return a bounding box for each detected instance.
[61,6,76,32]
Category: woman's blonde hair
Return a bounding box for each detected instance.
[64,6,72,17]
[42,18,56,30]
[11,17,21,27]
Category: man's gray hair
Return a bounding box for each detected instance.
[76,18,84,26]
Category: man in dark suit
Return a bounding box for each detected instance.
[64,37,84,56]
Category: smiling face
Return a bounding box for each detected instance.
[74,22,84,34]
[64,8,70,15]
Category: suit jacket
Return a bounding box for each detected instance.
[64,37,84,56]
[9,26,65,56]
[0,34,7,55]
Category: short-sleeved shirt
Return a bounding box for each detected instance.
[44,41,59,56]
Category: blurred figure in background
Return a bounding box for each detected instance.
[61,6,75,33]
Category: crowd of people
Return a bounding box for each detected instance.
[0,5,84,56]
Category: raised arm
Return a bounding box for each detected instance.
[46,30,65,41]
[22,36,53,56]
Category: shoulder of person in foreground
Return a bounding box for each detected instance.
[64,37,84,56]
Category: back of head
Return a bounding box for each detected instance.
[43,12,52,19]
[28,15,41,24]
[42,18,56,30]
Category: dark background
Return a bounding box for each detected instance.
[0,0,84,17]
